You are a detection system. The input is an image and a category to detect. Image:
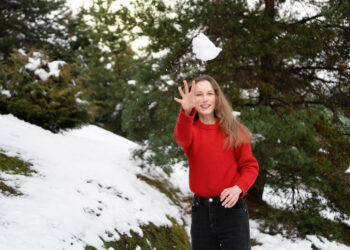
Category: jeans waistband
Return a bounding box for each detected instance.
[193,194,245,209]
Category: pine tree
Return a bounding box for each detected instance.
[126,0,350,241]
[0,48,91,132]
[60,0,139,135]
[0,0,69,59]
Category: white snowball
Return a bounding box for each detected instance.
[192,32,222,61]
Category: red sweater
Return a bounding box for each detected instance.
[174,105,259,198]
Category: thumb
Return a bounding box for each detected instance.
[174,97,182,103]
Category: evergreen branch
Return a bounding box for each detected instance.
[290,70,338,85]
[293,14,323,24]
[290,66,340,72]
[269,97,290,106]
[318,24,349,29]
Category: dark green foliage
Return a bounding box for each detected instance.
[0,49,92,132]
[121,70,187,172]
[243,106,350,209]
[248,197,350,245]
[60,0,137,135]
[0,0,93,133]
[0,0,69,58]
[258,196,343,241]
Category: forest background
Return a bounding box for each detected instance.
[1,0,349,246]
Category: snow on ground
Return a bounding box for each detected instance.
[250,217,350,250]
[262,185,350,227]
[0,113,349,250]
[0,114,182,250]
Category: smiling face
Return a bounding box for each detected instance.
[194,80,216,117]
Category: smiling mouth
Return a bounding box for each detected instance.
[200,104,211,109]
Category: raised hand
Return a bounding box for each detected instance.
[174,80,196,115]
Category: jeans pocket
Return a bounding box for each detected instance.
[226,199,246,211]
[227,206,247,214]
[191,205,197,213]
[191,201,200,213]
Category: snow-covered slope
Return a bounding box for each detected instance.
[0,114,183,250]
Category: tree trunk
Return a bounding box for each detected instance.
[253,0,276,201]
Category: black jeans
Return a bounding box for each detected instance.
[190,194,251,250]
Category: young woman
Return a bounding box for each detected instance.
[173,75,259,250]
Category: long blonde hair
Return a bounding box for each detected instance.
[191,75,252,150]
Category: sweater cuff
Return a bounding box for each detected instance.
[235,182,247,198]
[235,171,258,198]
[180,105,196,121]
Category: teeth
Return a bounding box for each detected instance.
[201,105,210,108]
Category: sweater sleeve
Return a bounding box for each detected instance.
[234,142,259,198]
[174,105,196,154]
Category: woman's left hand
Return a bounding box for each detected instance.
[220,185,242,208]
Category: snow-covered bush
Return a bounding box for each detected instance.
[0,48,91,132]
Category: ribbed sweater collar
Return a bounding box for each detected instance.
[195,118,219,130]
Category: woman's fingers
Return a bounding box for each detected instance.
[221,193,231,206]
[175,79,194,105]
[178,86,185,97]
[220,187,241,207]
[190,80,195,94]
[184,80,189,93]
[221,193,238,208]
[226,197,238,208]
[220,189,229,202]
